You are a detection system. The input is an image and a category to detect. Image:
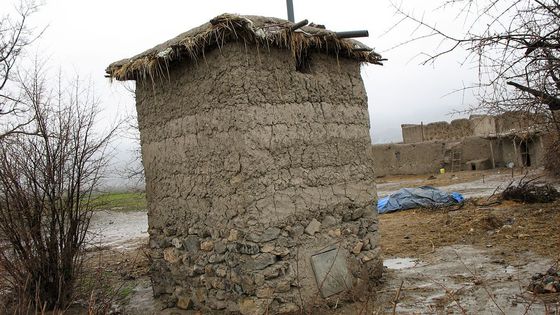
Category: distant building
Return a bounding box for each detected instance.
[372,112,551,176]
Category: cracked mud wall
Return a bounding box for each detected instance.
[135,42,380,313]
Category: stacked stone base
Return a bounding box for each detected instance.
[149,206,381,314]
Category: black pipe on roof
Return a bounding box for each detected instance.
[335,30,369,38]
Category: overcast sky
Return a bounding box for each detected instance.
[4,0,480,186]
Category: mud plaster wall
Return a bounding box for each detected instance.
[370,137,500,176]
[370,142,445,176]
[495,112,534,133]
[401,119,474,143]
[470,115,496,136]
[401,124,424,143]
[459,137,496,164]
[499,136,545,167]
[135,42,381,313]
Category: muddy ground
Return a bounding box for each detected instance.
[81,168,560,314]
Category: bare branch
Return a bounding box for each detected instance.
[507,80,560,110]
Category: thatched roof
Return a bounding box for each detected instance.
[106,14,384,81]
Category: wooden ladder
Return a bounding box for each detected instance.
[450,150,462,172]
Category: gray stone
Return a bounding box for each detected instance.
[239,297,268,315]
[183,235,200,252]
[194,255,208,267]
[192,287,207,305]
[215,266,227,277]
[245,253,277,270]
[345,222,360,235]
[367,223,378,233]
[215,289,226,300]
[351,208,365,220]
[171,238,183,249]
[305,219,321,235]
[290,224,305,237]
[200,229,211,238]
[260,227,281,242]
[149,237,168,249]
[163,248,181,264]
[246,232,261,242]
[200,240,214,251]
[164,227,177,236]
[208,254,225,264]
[240,274,256,294]
[278,302,300,314]
[260,243,274,253]
[271,247,290,257]
[352,241,364,254]
[211,277,226,290]
[310,247,353,298]
[275,236,295,248]
[360,250,378,263]
[256,287,274,298]
[254,273,265,286]
[263,266,281,280]
[214,240,227,254]
[227,229,240,242]
[176,295,193,310]
[322,215,337,227]
[365,233,377,246]
[193,265,205,275]
[228,241,260,255]
[275,280,291,293]
[262,262,288,280]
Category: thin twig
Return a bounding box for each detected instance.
[392,280,404,315]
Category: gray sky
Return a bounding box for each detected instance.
[4,0,480,186]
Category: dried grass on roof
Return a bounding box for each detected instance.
[106,14,384,81]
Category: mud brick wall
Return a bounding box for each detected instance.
[470,115,496,137]
[370,142,446,176]
[422,119,474,142]
[400,124,424,143]
[402,118,476,143]
[371,136,501,176]
[135,42,381,313]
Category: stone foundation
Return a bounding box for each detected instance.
[136,42,380,313]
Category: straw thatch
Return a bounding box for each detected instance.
[106,14,384,81]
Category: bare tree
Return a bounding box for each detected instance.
[121,82,145,187]
[0,0,42,139]
[0,61,117,311]
[390,0,560,130]
[123,112,145,186]
[389,0,560,172]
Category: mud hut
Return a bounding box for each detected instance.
[106,14,383,313]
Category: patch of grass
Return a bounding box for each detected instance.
[117,285,135,301]
[91,192,146,211]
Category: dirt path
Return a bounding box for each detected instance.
[376,245,555,314]
[372,190,560,314]
[88,210,148,250]
[377,167,559,199]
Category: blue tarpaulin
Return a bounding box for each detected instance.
[377,186,464,214]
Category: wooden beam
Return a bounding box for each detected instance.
[489,141,496,169]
